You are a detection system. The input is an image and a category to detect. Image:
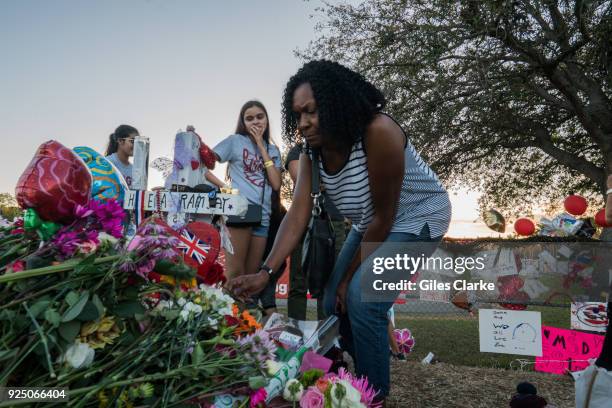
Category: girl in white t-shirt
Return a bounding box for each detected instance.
[105,124,139,188]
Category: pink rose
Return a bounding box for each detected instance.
[300,387,325,408]
[10,260,25,272]
[249,388,267,408]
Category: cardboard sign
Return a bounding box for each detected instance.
[535,326,605,375]
[479,309,542,356]
[124,190,248,216]
[571,302,608,333]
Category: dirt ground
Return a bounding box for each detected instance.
[386,361,574,408]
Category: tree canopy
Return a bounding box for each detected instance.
[298,0,612,215]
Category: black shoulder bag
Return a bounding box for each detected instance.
[302,148,336,298]
[225,144,267,227]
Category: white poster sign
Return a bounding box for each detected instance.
[479,309,542,356]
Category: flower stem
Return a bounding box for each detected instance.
[0,255,120,284]
[23,302,56,379]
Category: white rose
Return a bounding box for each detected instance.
[64,342,95,369]
[177,297,187,307]
[330,380,364,408]
[193,304,203,315]
[283,379,304,402]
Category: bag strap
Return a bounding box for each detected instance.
[310,148,325,217]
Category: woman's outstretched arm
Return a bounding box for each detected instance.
[226,153,313,296]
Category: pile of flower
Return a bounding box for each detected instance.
[1,198,371,408]
[279,368,380,408]
[0,206,268,407]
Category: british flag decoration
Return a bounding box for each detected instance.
[177,229,210,264]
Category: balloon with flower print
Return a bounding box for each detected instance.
[16,140,92,224]
[73,146,129,204]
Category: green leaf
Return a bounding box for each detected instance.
[65,291,80,307]
[44,309,62,328]
[76,301,102,321]
[248,376,267,389]
[154,259,196,280]
[160,309,179,320]
[61,291,90,322]
[0,348,18,362]
[92,294,105,316]
[29,300,51,318]
[191,343,204,366]
[0,309,16,321]
[112,301,145,318]
[74,253,97,275]
[58,321,81,342]
[123,286,139,300]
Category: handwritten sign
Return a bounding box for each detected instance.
[479,309,542,356]
[535,326,604,375]
[571,302,608,333]
[123,191,248,216]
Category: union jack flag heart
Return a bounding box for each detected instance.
[150,218,221,282]
[174,221,220,271]
[177,229,210,264]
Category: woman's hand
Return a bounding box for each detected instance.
[249,125,265,146]
[335,278,349,315]
[226,270,270,300]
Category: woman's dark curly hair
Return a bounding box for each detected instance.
[281,60,386,149]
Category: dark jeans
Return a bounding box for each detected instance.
[322,224,442,398]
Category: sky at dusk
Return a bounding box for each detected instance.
[1,0,503,237]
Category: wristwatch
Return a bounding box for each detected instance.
[259,264,274,275]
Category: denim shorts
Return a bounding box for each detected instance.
[251,224,269,238]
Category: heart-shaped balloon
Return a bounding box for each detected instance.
[170,221,220,278]
[73,146,129,203]
[16,140,92,223]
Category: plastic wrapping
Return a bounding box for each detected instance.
[131,136,149,190]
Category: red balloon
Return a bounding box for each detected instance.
[564,194,588,216]
[15,140,92,223]
[163,221,220,272]
[595,208,610,228]
[514,218,535,236]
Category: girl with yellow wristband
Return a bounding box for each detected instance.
[211,101,282,281]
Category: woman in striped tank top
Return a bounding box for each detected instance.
[228,60,452,403]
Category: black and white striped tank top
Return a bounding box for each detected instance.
[311,130,452,238]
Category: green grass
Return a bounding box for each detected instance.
[277,305,571,370]
[395,306,570,369]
